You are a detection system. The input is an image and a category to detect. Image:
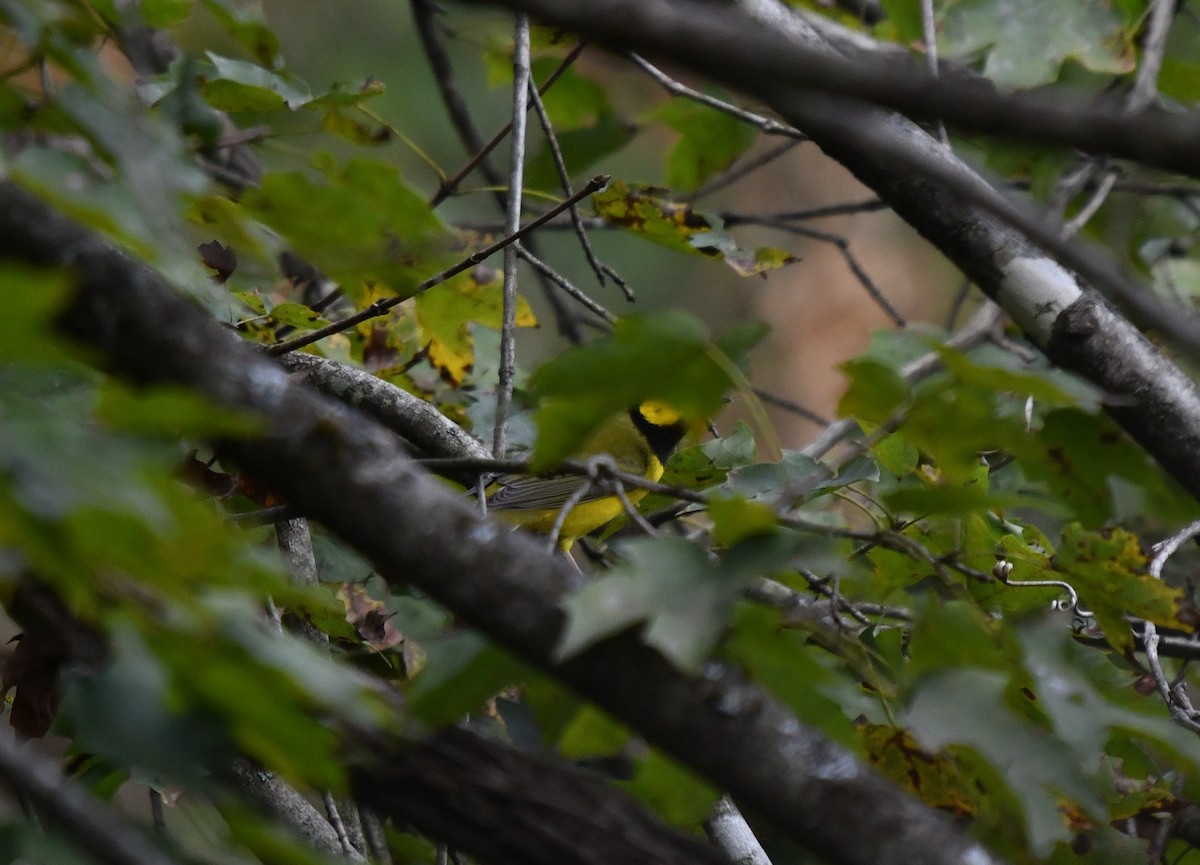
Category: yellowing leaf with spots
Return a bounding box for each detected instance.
[859,723,979,818]
[592,181,797,277]
[1055,525,1197,654]
[415,270,536,385]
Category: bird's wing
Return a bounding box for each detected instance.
[487,473,615,511]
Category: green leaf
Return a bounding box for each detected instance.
[1015,408,1196,528]
[837,357,909,424]
[93,383,263,437]
[525,112,636,190]
[529,312,753,467]
[616,747,720,827]
[58,624,229,786]
[200,0,281,67]
[700,422,757,468]
[266,301,330,330]
[937,345,1084,407]
[963,516,1063,615]
[241,157,447,297]
[873,431,920,476]
[556,704,633,759]
[1054,524,1191,653]
[136,0,191,28]
[877,0,923,43]
[156,55,225,147]
[203,52,313,111]
[709,495,778,547]
[905,381,1024,482]
[320,108,391,146]
[406,631,532,726]
[0,265,77,364]
[0,825,93,865]
[1158,56,1200,103]
[726,450,823,501]
[687,231,799,277]
[657,445,727,491]
[906,599,1018,683]
[557,537,746,672]
[652,96,756,192]
[939,0,1135,88]
[723,604,861,747]
[534,60,611,132]
[230,289,267,315]
[905,667,1104,854]
[1017,620,1200,769]
[884,477,1029,517]
[307,78,387,109]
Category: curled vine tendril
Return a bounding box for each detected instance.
[993,559,1094,618]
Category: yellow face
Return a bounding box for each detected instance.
[637,399,683,427]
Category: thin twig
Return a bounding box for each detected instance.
[755,220,906,326]
[410,0,491,173]
[1061,167,1120,239]
[360,807,393,865]
[494,13,531,459]
[516,242,617,323]
[322,791,357,858]
[692,139,802,201]
[1149,519,1200,579]
[410,0,584,340]
[1127,0,1177,113]
[801,302,1003,459]
[1144,623,1200,734]
[1048,158,1105,220]
[0,726,181,865]
[724,198,888,224]
[945,276,973,329]
[265,176,607,356]
[752,387,830,426]
[1143,521,1200,735]
[611,476,660,538]
[919,0,947,144]
[525,75,610,289]
[228,504,300,525]
[547,478,596,553]
[628,53,804,138]
[148,789,166,836]
[431,42,587,207]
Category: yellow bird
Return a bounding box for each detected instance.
[486,401,687,552]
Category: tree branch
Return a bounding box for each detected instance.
[0,727,182,865]
[459,0,1200,511]
[457,0,1200,182]
[0,181,1004,865]
[352,726,730,865]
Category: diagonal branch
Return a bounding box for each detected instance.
[460,0,1200,516]
[0,727,182,865]
[457,0,1200,182]
[0,181,1004,865]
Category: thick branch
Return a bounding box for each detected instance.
[0,181,1001,865]
[458,0,1200,510]
[456,0,1200,181]
[352,727,729,865]
[2,575,724,865]
[0,728,181,865]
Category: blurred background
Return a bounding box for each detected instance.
[182,0,960,447]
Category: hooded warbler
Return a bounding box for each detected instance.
[486,401,687,552]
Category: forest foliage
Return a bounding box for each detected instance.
[4,1,1200,864]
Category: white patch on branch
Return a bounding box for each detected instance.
[996,256,1082,345]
